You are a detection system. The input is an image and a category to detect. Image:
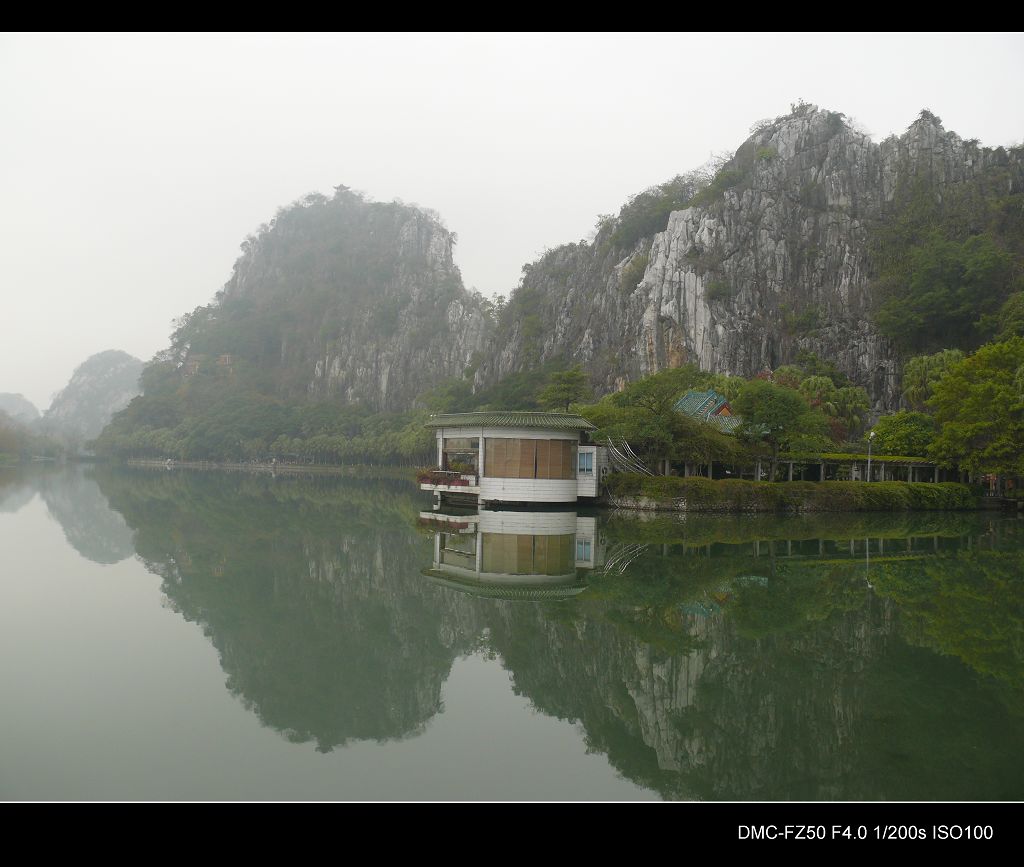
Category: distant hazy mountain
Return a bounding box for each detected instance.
[0,393,40,424]
[44,350,143,445]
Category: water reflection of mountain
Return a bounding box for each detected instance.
[0,469,34,513]
[94,467,1024,798]
[432,510,1024,800]
[1,465,136,563]
[93,468,482,751]
[36,467,136,564]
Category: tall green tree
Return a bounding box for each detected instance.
[928,338,1024,476]
[538,365,592,412]
[798,376,838,416]
[733,380,828,479]
[902,349,965,411]
[577,365,740,473]
[834,386,871,440]
[610,366,703,419]
[870,411,938,456]
[990,292,1024,341]
[793,351,852,388]
[771,365,805,390]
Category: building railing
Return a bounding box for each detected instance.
[416,468,479,487]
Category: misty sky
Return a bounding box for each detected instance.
[2,32,1022,410]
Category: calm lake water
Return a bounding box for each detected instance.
[2,465,1022,801]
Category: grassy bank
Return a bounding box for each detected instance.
[606,474,977,512]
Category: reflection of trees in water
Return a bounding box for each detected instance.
[871,541,1024,716]
[91,467,1024,797]
[93,468,482,751]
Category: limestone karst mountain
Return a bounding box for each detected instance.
[95,104,1022,460]
[477,104,1023,412]
[43,350,143,446]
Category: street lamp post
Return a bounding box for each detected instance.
[866,430,875,482]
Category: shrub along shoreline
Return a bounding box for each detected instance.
[605,474,977,513]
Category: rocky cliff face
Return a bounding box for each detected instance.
[44,350,142,443]
[125,108,1019,419]
[478,106,1022,410]
[210,189,491,412]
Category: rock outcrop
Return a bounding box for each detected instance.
[478,106,1023,411]
[120,107,1020,421]
[211,188,491,412]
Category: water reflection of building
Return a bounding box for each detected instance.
[421,510,605,600]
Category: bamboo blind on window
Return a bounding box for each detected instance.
[484,438,576,479]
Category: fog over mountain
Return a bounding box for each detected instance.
[2,33,1021,410]
[0,394,39,425]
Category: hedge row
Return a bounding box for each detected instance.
[605,474,977,512]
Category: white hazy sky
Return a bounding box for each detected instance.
[2,32,1022,410]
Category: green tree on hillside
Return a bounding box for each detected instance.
[875,233,1016,353]
[538,365,592,412]
[793,350,852,388]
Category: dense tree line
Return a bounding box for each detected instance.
[0,411,63,463]
[574,358,871,478]
[92,355,586,464]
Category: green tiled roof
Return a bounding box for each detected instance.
[425,411,596,431]
[674,389,731,418]
[707,414,743,434]
[675,389,742,434]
